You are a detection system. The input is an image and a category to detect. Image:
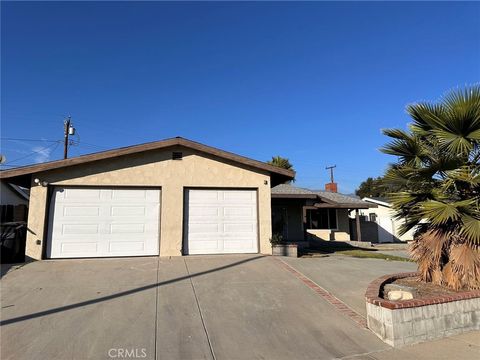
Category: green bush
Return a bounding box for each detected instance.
[270,233,284,245]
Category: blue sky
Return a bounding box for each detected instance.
[1,2,479,193]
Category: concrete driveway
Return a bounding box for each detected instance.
[1,255,479,360]
[281,255,416,316]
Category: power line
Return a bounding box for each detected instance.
[1,138,61,143]
[70,141,108,150]
[1,142,60,165]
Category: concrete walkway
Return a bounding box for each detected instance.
[1,255,479,360]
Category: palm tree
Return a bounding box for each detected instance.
[267,156,295,183]
[381,86,480,290]
[268,156,294,170]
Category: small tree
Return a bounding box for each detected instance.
[381,86,480,290]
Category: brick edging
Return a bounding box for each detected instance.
[365,272,480,310]
[272,257,367,328]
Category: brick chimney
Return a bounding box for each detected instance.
[325,165,338,192]
[325,182,338,192]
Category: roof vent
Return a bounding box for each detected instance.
[172,151,183,160]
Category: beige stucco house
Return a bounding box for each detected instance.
[271,184,375,243]
[0,137,294,260]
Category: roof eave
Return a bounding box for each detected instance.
[271,193,318,199]
[314,202,377,209]
[362,197,391,207]
[0,137,295,182]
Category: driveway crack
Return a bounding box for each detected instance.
[183,258,216,360]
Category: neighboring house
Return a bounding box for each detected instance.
[271,184,376,242]
[1,181,30,223]
[353,197,415,243]
[0,180,29,206]
[0,137,294,260]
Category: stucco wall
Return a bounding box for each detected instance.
[25,147,272,259]
[356,204,414,242]
[305,208,351,241]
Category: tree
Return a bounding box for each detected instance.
[267,156,295,182]
[355,177,388,198]
[267,156,294,170]
[381,86,480,290]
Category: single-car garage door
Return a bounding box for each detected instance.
[185,189,258,255]
[47,187,160,258]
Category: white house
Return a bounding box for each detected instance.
[355,197,415,243]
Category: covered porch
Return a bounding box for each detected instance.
[271,184,376,243]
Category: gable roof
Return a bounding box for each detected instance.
[272,183,375,208]
[0,137,295,185]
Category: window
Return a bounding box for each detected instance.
[369,213,377,223]
[306,209,337,229]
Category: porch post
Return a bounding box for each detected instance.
[355,209,362,242]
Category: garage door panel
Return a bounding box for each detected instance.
[223,239,256,250]
[111,189,147,199]
[110,206,146,216]
[48,187,160,258]
[188,222,220,234]
[108,241,145,252]
[61,242,98,254]
[109,223,145,234]
[189,206,220,217]
[222,190,256,202]
[223,223,256,233]
[63,206,100,217]
[189,190,219,202]
[223,206,255,217]
[62,223,99,235]
[62,188,102,200]
[185,189,258,255]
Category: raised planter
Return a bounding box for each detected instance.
[272,243,298,257]
[365,272,480,347]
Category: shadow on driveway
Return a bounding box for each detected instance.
[1,255,263,326]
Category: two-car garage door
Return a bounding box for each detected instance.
[47,187,161,258]
[47,187,258,258]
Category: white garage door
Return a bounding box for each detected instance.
[47,187,160,258]
[185,189,258,255]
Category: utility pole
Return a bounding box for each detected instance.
[63,116,75,159]
[325,165,336,183]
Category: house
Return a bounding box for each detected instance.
[271,184,376,243]
[1,180,29,206]
[1,180,30,223]
[353,197,415,243]
[0,137,294,260]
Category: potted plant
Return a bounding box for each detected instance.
[270,233,298,257]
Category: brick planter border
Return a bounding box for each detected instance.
[365,272,480,347]
[365,272,480,310]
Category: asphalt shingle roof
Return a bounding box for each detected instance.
[313,190,369,205]
[271,184,372,207]
[271,183,315,195]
